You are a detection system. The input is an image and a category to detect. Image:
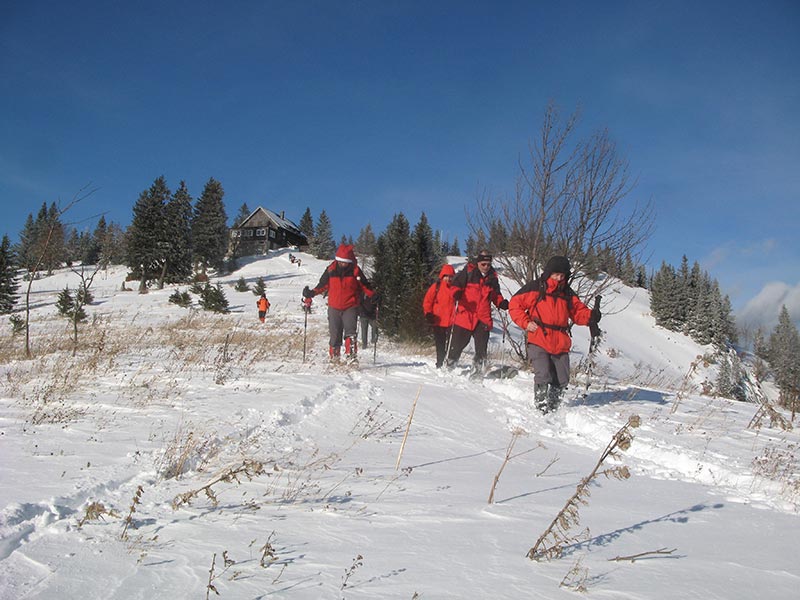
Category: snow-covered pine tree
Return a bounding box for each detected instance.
[0,235,20,314]
[768,305,800,408]
[192,178,228,274]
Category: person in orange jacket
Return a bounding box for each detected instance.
[302,243,374,362]
[446,251,508,372]
[422,264,457,368]
[508,255,601,413]
[256,293,270,323]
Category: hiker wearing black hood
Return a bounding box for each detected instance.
[508,256,601,413]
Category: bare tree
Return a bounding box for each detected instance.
[469,103,653,301]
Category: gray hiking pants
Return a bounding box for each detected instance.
[528,344,570,387]
[328,306,359,350]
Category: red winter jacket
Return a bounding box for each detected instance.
[422,265,457,327]
[451,263,505,331]
[508,277,592,354]
[311,261,373,311]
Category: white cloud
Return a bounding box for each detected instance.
[737,280,800,331]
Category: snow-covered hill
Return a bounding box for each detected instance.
[1,250,798,599]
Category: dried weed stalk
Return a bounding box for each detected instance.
[608,548,677,562]
[527,415,641,561]
[559,556,589,593]
[341,554,364,590]
[121,485,144,540]
[488,427,530,504]
[77,501,120,529]
[745,371,793,432]
[670,357,702,414]
[172,459,265,509]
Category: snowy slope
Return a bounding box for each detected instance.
[1,250,798,599]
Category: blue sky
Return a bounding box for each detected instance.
[2,1,798,329]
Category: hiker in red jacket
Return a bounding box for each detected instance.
[303,244,374,362]
[446,251,508,373]
[508,255,601,413]
[422,263,457,368]
[256,293,270,323]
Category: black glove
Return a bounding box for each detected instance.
[452,289,463,302]
[498,299,509,310]
[302,285,314,299]
[425,312,436,324]
[591,307,601,323]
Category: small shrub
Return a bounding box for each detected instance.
[234,276,249,292]
[56,287,88,323]
[199,284,230,313]
[252,277,266,296]
[169,290,192,308]
[9,313,24,335]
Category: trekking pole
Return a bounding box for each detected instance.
[443,300,459,364]
[372,314,379,365]
[499,311,509,379]
[302,304,309,363]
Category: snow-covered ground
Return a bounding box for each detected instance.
[1,250,798,599]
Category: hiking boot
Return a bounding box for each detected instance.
[547,384,566,412]
[534,384,550,414]
[329,346,341,363]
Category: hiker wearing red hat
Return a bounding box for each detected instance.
[303,244,374,363]
[422,263,458,368]
[446,250,509,373]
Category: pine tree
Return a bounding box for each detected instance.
[650,262,681,329]
[56,287,88,323]
[768,305,800,408]
[488,219,508,255]
[0,235,20,314]
[199,283,230,313]
[164,181,193,283]
[192,178,229,273]
[412,213,439,282]
[299,207,315,245]
[17,202,65,274]
[372,213,415,338]
[311,210,335,259]
[233,203,251,227]
[450,236,461,257]
[126,176,170,288]
[355,223,377,257]
[252,276,266,296]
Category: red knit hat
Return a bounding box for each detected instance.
[438,264,455,279]
[335,244,356,264]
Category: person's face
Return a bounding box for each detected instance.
[477,260,491,274]
[549,272,565,282]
